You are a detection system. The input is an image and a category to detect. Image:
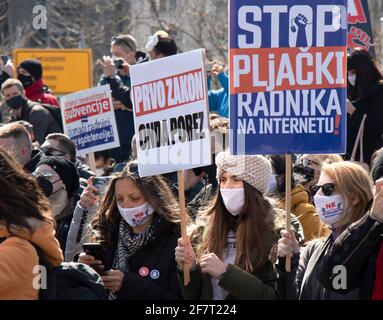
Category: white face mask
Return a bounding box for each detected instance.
[117,202,155,227]
[267,174,278,194]
[220,188,245,216]
[314,194,345,226]
[348,74,356,86]
[49,188,68,217]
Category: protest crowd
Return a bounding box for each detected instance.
[0,9,383,302]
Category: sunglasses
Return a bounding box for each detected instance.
[41,147,66,157]
[309,183,336,197]
[111,36,133,51]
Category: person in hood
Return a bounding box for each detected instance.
[33,156,80,253]
[1,79,62,144]
[176,152,277,300]
[346,48,383,166]
[17,59,59,107]
[277,161,373,300]
[267,154,329,243]
[0,146,63,300]
[78,161,182,300]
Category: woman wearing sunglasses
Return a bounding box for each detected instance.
[277,161,373,300]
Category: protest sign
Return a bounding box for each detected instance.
[229,0,348,155]
[347,0,375,58]
[130,49,211,177]
[60,85,120,157]
[130,49,211,284]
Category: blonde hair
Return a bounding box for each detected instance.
[1,78,24,95]
[304,154,343,165]
[321,161,373,231]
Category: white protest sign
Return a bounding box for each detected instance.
[130,49,211,177]
[60,84,120,156]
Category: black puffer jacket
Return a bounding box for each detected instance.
[102,216,183,300]
[347,83,383,165]
[318,214,383,299]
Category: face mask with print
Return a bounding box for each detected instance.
[314,194,345,226]
[348,74,356,87]
[117,202,155,227]
[220,188,245,216]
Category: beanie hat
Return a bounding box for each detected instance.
[37,156,80,196]
[371,150,383,183]
[18,59,43,80]
[216,151,272,194]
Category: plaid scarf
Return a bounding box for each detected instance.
[108,217,157,300]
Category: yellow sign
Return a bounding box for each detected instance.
[13,49,93,95]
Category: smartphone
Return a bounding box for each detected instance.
[206,61,214,72]
[92,176,112,196]
[113,58,124,69]
[82,243,107,274]
[1,55,9,65]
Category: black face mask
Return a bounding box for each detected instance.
[18,74,35,88]
[36,176,62,197]
[6,95,27,110]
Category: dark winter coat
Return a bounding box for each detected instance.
[318,214,383,299]
[347,83,383,165]
[102,216,183,300]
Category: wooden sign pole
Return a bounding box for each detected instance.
[285,154,292,272]
[88,152,97,174]
[177,170,190,286]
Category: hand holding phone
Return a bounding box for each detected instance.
[113,58,125,69]
[92,176,112,196]
[79,178,99,209]
[82,243,107,275]
[206,61,214,73]
[1,56,9,66]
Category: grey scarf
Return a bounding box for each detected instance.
[108,217,157,299]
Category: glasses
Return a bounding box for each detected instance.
[309,183,336,197]
[301,159,320,167]
[32,171,54,178]
[111,36,133,51]
[41,147,66,157]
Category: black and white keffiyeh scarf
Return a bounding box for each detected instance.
[108,217,157,299]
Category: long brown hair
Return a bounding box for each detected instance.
[92,161,180,247]
[0,146,53,234]
[197,181,275,273]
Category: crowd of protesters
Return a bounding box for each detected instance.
[0,31,383,301]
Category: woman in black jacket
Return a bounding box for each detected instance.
[346,48,383,166]
[277,161,374,300]
[79,161,182,300]
[318,176,383,300]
